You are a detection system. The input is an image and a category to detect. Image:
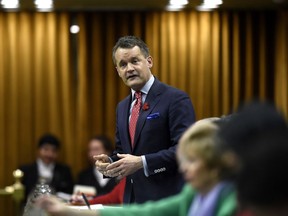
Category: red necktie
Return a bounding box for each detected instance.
[129,91,142,147]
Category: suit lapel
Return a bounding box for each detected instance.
[120,95,133,153]
[33,162,39,182]
[133,79,164,149]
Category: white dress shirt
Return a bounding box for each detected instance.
[130,76,155,177]
[37,158,55,184]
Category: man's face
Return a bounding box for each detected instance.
[114,46,153,91]
[38,144,58,165]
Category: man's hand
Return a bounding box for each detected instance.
[105,153,143,180]
[93,154,111,175]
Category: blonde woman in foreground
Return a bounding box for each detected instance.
[36,119,237,216]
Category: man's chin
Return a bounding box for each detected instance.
[127,80,143,90]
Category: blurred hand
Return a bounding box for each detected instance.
[35,195,71,216]
[36,195,98,216]
[93,154,111,175]
[106,153,143,180]
[69,194,85,205]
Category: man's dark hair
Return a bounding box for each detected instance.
[237,129,288,207]
[218,100,288,208]
[112,35,150,65]
[218,100,288,158]
[38,134,60,149]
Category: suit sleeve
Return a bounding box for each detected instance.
[144,92,195,176]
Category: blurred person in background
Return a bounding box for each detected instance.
[71,177,126,206]
[19,134,74,202]
[76,135,117,196]
[71,135,119,205]
[218,101,288,216]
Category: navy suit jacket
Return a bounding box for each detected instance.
[112,78,195,203]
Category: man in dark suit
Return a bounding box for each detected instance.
[19,134,74,202]
[95,35,195,203]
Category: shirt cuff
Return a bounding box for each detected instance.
[141,155,149,177]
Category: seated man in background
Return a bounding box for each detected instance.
[19,134,74,202]
[35,119,237,216]
[76,135,118,197]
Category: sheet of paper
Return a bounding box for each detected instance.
[56,192,72,201]
[68,204,104,210]
[73,184,97,196]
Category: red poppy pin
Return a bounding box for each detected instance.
[142,102,149,111]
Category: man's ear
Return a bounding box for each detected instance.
[147,56,153,68]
